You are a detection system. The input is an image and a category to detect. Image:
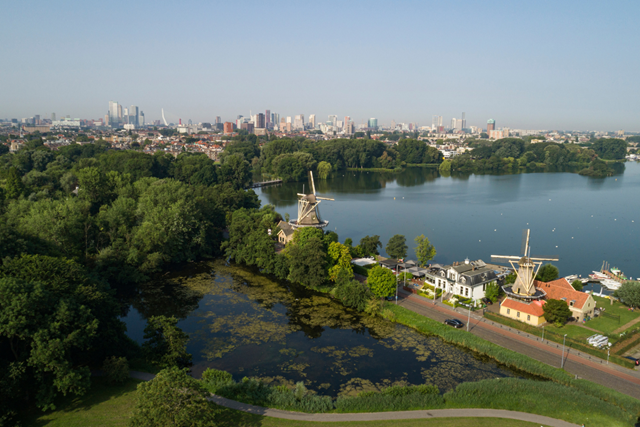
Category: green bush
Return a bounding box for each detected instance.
[445,378,635,427]
[335,392,444,413]
[103,356,129,385]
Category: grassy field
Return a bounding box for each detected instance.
[587,296,640,334]
[21,378,550,427]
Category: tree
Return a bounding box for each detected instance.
[287,236,327,288]
[571,280,583,291]
[317,161,332,179]
[142,316,192,369]
[219,153,252,189]
[0,277,97,411]
[359,235,382,257]
[129,367,217,427]
[485,281,501,303]
[543,299,572,325]
[5,167,25,199]
[414,234,436,266]
[438,159,452,175]
[536,264,559,282]
[368,265,397,298]
[386,234,407,260]
[615,281,640,308]
[327,241,353,282]
[504,273,517,285]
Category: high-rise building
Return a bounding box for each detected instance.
[391,119,396,130]
[265,110,271,126]
[309,114,316,128]
[241,122,254,133]
[294,114,304,130]
[451,118,457,129]
[487,119,496,133]
[328,115,337,127]
[34,115,40,125]
[280,117,286,131]
[368,118,378,129]
[51,113,56,121]
[129,105,139,127]
[256,113,265,129]
[223,122,233,134]
[215,116,221,124]
[139,111,145,126]
[343,116,350,130]
[461,112,466,130]
[109,101,119,124]
[117,104,123,121]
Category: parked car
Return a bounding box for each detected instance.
[444,319,464,328]
[481,297,493,305]
[385,296,395,301]
[624,356,640,366]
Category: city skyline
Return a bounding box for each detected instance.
[1,1,639,130]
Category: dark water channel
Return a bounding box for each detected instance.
[122,259,524,396]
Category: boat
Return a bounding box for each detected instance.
[590,271,608,280]
[601,279,621,291]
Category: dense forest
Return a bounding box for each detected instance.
[223,136,443,182]
[0,135,259,423]
[441,137,626,176]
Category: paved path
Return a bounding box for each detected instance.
[209,394,579,426]
[396,289,640,399]
[613,314,640,334]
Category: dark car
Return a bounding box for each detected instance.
[624,356,640,366]
[385,296,395,301]
[481,297,492,305]
[444,319,464,328]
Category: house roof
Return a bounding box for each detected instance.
[277,221,295,237]
[501,297,546,317]
[535,278,590,310]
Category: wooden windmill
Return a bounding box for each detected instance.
[290,171,334,229]
[492,229,558,297]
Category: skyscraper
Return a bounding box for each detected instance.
[487,119,496,133]
[51,112,56,121]
[130,105,139,127]
[109,101,119,124]
[256,113,265,129]
[265,110,271,127]
[309,114,316,128]
[139,111,145,126]
[451,118,457,129]
[328,115,337,127]
[461,112,466,130]
[343,116,350,130]
[215,116,221,125]
[368,118,378,129]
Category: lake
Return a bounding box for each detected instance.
[122,259,525,396]
[258,163,640,284]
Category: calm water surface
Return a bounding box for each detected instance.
[122,260,523,396]
[258,164,640,282]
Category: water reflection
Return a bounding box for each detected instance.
[123,259,525,396]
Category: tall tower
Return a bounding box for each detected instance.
[130,105,139,127]
[461,112,466,129]
[309,114,316,128]
[265,110,271,127]
[487,119,496,133]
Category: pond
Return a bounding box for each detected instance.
[122,259,527,396]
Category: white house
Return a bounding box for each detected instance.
[424,259,498,301]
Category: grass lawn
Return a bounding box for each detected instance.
[587,296,640,334]
[22,377,142,427]
[544,323,595,340]
[20,377,550,427]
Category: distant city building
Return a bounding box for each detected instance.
[223,122,234,134]
[256,113,265,129]
[265,110,271,126]
[461,112,466,130]
[215,116,221,124]
[487,119,496,133]
[343,116,351,130]
[241,122,254,133]
[129,105,139,127]
[368,118,378,129]
[328,115,338,127]
[52,117,81,128]
[309,114,316,128]
[51,112,56,121]
[294,114,304,130]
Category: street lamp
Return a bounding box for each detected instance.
[607,348,610,365]
[561,334,567,368]
[467,303,471,332]
[542,326,545,341]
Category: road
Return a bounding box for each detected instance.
[397,289,640,400]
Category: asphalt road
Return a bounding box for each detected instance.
[397,291,640,400]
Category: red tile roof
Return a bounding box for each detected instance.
[535,278,589,310]
[501,298,546,317]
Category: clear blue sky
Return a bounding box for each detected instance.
[1,0,639,130]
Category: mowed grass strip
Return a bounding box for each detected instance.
[22,377,552,427]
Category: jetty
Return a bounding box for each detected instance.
[251,179,283,188]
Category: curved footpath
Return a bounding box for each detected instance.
[209,394,579,426]
[128,371,578,426]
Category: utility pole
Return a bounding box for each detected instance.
[467,304,471,331]
[561,334,567,368]
[542,326,545,341]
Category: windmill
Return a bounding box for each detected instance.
[492,229,558,299]
[290,171,334,229]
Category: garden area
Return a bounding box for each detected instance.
[586,295,640,335]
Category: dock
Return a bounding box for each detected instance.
[251,179,283,188]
